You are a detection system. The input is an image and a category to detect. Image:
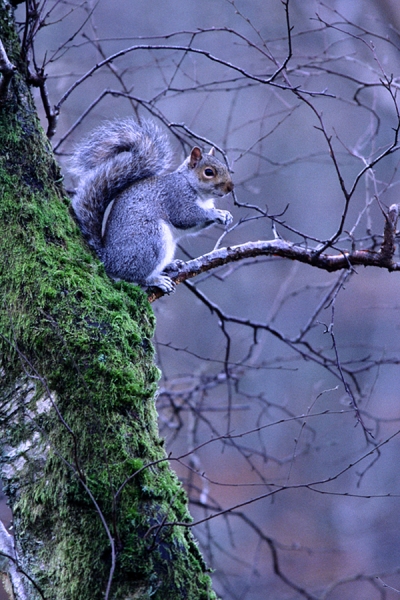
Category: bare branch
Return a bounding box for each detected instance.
[148,203,400,302]
[54,41,334,115]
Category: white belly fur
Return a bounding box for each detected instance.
[149,221,177,278]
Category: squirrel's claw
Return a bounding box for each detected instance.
[146,274,176,294]
[215,209,233,227]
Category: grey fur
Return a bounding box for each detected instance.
[71,118,234,292]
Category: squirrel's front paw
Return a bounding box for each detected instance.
[215,209,233,227]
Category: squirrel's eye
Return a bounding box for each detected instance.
[204,168,215,178]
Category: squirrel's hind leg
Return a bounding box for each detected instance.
[145,274,176,294]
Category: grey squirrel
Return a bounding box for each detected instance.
[70,118,234,292]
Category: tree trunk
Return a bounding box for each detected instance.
[0,4,215,599]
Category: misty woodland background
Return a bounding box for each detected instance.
[3,0,400,598]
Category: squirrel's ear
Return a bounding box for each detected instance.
[208,147,215,156]
[189,147,202,168]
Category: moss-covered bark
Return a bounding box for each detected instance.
[0,4,216,599]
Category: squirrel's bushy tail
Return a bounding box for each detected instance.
[71,118,172,252]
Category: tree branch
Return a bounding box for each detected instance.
[148,203,400,302]
[54,42,334,115]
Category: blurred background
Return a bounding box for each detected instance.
[3,0,400,598]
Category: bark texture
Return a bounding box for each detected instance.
[0,4,215,599]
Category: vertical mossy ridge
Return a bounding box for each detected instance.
[0,5,217,599]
